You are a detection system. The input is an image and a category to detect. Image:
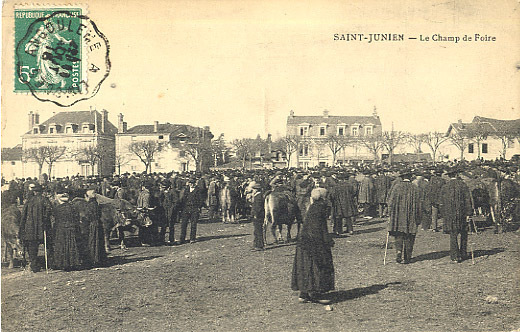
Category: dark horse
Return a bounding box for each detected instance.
[72,195,137,252]
[263,189,302,245]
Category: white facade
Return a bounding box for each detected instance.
[440,136,520,161]
[116,133,197,174]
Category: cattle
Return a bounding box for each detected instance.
[263,189,302,245]
[220,182,238,223]
[72,195,138,252]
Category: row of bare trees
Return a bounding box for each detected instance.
[270,129,505,166]
[23,145,105,176]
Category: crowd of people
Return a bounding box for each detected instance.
[1,159,519,299]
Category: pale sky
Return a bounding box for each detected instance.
[2,0,519,147]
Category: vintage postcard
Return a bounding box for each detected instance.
[1,0,519,331]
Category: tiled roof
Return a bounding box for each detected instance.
[25,110,117,135]
[1,145,22,161]
[124,123,200,136]
[449,116,520,136]
[287,115,381,126]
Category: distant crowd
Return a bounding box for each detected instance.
[1,159,519,273]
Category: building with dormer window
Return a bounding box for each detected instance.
[286,109,382,167]
[21,109,117,178]
[115,115,214,173]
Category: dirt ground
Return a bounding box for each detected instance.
[2,216,519,332]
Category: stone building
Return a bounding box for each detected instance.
[443,116,520,161]
[115,114,213,174]
[1,145,23,181]
[286,110,383,167]
[21,109,116,178]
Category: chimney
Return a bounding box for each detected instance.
[34,112,40,125]
[154,121,159,133]
[101,109,108,133]
[372,106,378,118]
[118,113,124,133]
[289,110,295,117]
[28,111,34,131]
[323,109,329,118]
[123,122,128,133]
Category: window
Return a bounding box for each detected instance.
[351,127,358,136]
[33,128,38,134]
[468,143,474,154]
[158,135,164,139]
[11,161,16,165]
[49,128,54,134]
[482,143,488,154]
[66,126,73,133]
[320,127,326,136]
[299,126,309,136]
[338,127,344,136]
[365,126,373,135]
[299,144,309,157]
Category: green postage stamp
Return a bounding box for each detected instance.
[14,7,110,107]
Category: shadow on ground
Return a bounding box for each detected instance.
[196,233,250,242]
[328,281,402,304]
[354,227,385,235]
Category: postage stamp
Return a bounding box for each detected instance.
[14,7,110,107]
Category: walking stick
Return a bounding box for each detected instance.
[383,231,389,265]
[43,230,49,274]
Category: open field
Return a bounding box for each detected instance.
[2,217,519,332]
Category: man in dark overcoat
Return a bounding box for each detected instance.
[387,172,423,264]
[428,170,446,232]
[162,181,180,244]
[439,170,473,262]
[374,172,392,218]
[19,183,52,272]
[250,182,265,251]
[329,177,357,235]
[179,178,205,244]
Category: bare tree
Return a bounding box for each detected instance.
[211,134,228,167]
[231,138,256,169]
[23,147,47,176]
[114,155,129,175]
[273,135,300,168]
[359,134,384,163]
[406,133,425,154]
[423,132,448,164]
[44,146,67,176]
[382,130,406,164]
[314,139,326,166]
[449,131,468,161]
[326,134,351,165]
[75,146,102,176]
[129,140,163,173]
[497,133,518,160]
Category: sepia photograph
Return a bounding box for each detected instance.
[1,0,519,331]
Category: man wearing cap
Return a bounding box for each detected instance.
[439,169,472,262]
[250,182,265,251]
[387,171,423,264]
[19,183,52,272]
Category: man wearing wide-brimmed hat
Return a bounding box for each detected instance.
[19,183,52,272]
[387,171,423,264]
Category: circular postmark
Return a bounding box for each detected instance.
[15,10,110,107]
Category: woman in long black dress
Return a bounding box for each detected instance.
[291,187,335,304]
[52,188,81,271]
